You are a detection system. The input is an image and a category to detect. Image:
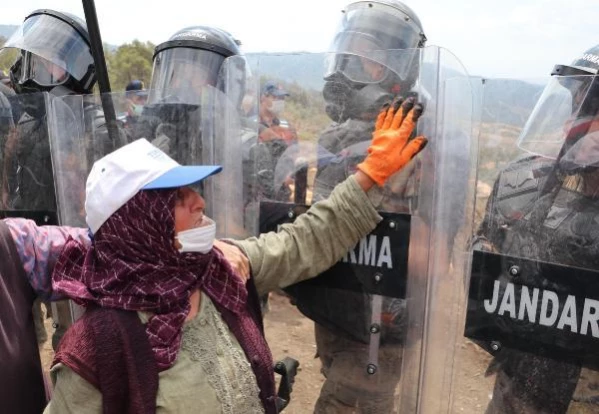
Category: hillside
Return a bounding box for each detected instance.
[0,25,18,39]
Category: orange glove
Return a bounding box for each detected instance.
[357,98,427,187]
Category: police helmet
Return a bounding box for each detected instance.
[323,0,427,122]
[518,44,599,172]
[147,26,244,106]
[1,9,95,95]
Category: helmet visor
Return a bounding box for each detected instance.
[0,13,92,82]
[325,2,424,85]
[518,65,599,168]
[148,47,225,105]
[12,51,69,87]
[324,31,419,84]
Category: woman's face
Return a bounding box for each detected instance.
[174,186,206,234]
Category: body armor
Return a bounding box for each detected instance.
[479,155,599,413]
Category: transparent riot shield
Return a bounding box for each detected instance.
[216,47,475,412]
[420,73,599,413]
[49,88,223,224]
[0,90,52,412]
[45,91,130,364]
[0,91,56,224]
[128,88,204,166]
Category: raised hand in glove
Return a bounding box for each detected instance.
[357,97,427,187]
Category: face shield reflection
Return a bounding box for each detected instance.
[325,32,419,85]
[325,33,388,84]
[148,48,225,105]
[14,51,69,87]
[518,73,598,161]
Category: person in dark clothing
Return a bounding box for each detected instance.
[284,1,429,412]
[473,45,599,414]
[132,26,243,165]
[0,9,99,216]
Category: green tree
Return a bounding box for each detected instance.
[0,36,18,74]
[105,40,154,92]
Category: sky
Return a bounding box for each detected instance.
[2,0,598,79]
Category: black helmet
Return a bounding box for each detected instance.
[0,9,95,95]
[323,0,427,122]
[518,44,599,172]
[147,26,244,106]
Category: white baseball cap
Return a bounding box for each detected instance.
[85,138,221,234]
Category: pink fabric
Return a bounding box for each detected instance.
[52,189,247,370]
[3,218,89,300]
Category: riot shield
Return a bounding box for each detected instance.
[49,88,225,224]
[0,90,53,412]
[216,47,475,412]
[129,87,204,166]
[46,91,131,362]
[420,73,599,413]
[0,91,57,224]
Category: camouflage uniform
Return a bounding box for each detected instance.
[291,119,410,413]
[477,155,599,413]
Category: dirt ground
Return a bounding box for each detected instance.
[264,292,326,413]
[38,292,495,413]
[262,292,496,414]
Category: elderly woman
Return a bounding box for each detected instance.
[42,100,425,414]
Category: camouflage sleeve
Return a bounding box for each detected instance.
[233,175,382,296]
[3,218,91,301]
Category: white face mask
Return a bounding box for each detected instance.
[270,100,285,116]
[175,216,216,253]
[131,103,144,117]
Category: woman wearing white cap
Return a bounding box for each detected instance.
[39,100,426,413]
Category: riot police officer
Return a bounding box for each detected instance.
[133,26,243,165]
[0,9,98,216]
[284,1,428,412]
[0,9,103,351]
[474,44,599,413]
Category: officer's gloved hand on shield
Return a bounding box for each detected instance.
[356,96,427,187]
